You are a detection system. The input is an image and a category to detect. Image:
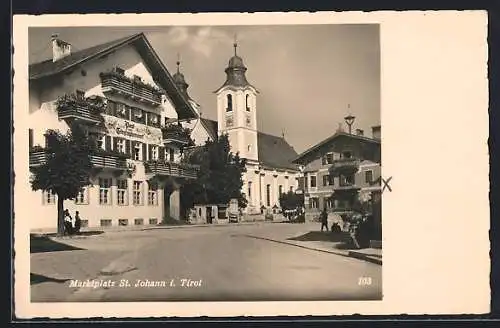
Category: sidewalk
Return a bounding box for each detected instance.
[31,218,288,236]
[240,224,382,265]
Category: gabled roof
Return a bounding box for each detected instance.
[292,131,381,164]
[257,132,299,171]
[199,117,218,141]
[29,33,197,120]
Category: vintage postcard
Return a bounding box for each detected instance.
[13,11,490,318]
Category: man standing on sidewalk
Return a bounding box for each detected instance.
[320,208,329,232]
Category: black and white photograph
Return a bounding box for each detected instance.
[13,12,489,318]
[26,23,382,302]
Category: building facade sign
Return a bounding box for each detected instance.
[102,115,163,145]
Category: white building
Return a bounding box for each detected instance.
[28,33,199,230]
[174,42,300,215]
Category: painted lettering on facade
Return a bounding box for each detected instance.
[103,115,162,144]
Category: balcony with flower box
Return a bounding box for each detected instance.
[144,160,199,180]
[329,157,360,177]
[29,146,129,174]
[56,94,106,125]
[162,123,192,146]
[100,70,163,106]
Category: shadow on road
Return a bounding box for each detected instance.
[287,231,349,242]
[30,273,71,285]
[30,235,86,254]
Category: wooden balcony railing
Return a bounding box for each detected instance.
[29,149,128,171]
[56,94,105,125]
[162,124,191,145]
[145,160,199,180]
[100,72,163,106]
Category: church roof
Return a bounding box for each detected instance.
[214,44,257,93]
[29,32,197,120]
[198,118,299,171]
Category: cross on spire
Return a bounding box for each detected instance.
[233,33,238,56]
[176,53,181,74]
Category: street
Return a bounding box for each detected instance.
[31,222,382,302]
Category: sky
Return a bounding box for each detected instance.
[29,25,380,154]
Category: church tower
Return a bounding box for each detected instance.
[215,38,259,162]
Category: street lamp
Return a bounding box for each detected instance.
[344,114,356,135]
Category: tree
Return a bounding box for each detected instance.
[30,122,96,235]
[180,134,247,213]
[279,191,304,212]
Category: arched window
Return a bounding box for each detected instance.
[246,94,251,111]
[226,94,233,112]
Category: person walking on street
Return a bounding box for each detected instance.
[320,208,329,232]
[63,209,74,236]
[74,211,82,234]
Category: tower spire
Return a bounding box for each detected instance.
[233,33,238,56]
[176,53,181,74]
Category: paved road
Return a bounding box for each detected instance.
[32,223,381,302]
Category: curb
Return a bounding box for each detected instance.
[241,234,382,266]
[140,220,286,231]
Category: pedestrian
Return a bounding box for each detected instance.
[74,211,82,234]
[63,209,74,236]
[320,207,329,232]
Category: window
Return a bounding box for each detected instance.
[321,156,327,165]
[148,113,160,127]
[266,184,271,207]
[279,185,283,196]
[99,178,112,205]
[310,197,319,209]
[248,181,252,199]
[149,218,158,225]
[226,94,233,112]
[304,177,308,189]
[310,176,317,188]
[148,182,158,206]
[76,89,85,99]
[134,218,144,226]
[323,175,330,187]
[29,129,33,150]
[115,67,125,75]
[117,179,128,205]
[42,190,56,205]
[96,134,105,150]
[246,94,250,111]
[133,75,142,83]
[326,198,334,208]
[116,103,129,119]
[106,100,116,116]
[100,219,112,227]
[290,186,294,192]
[340,174,355,186]
[365,170,373,183]
[168,148,175,162]
[132,108,145,123]
[133,142,141,161]
[118,219,129,226]
[115,138,125,154]
[75,187,89,205]
[151,145,159,161]
[133,181,143,205]
[326,153,334,164]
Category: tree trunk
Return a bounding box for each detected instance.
[57,196,65,236]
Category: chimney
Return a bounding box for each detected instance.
[51,34,71,62]
[356,129,364,136]
[372,125,381,140]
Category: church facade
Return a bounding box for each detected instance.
[173,42,300,215]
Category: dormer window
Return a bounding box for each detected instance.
[246,94,250,111]
[226,94,233,112]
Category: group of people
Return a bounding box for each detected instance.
[63,209,82,236]
[319,208,342,232]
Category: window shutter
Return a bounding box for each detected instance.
[125,140,131,155]
[105,136,112,151]
[148,144,153,161]
[113,137,118,151]
[142,143,147,161]
[158,146,165,160]
[29,129,33,150]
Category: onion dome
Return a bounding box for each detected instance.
[172,55,190,99]
[215,39,257,92]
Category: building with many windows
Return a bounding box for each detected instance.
[292,123,381,219]
[28,33,200,230]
